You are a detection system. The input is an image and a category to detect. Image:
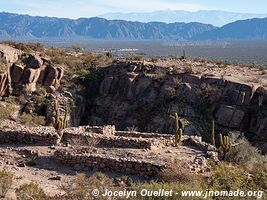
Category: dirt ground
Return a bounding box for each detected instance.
[0,142,208,199]
[154,59,267,89]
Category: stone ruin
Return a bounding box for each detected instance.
[0,121,217,175]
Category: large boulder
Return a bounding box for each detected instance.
[215,105,245,129]
[43,66,58,87]
[21,68,40,84]
[10,64,24,84]
[255,118,267,140]
[22,54,43,69]
[133,75,152,97]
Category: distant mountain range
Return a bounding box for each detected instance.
[99,10,267,27]
[194,18,267,40]
[0,12,267,41]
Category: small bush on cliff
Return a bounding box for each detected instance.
[0,103,17,120]
[72,45,84,53]
[130,54,143,61]
[19,113,46,126]
[16,182,47,200]
[0,169,13,198]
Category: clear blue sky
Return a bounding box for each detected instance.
[0,0,266,18]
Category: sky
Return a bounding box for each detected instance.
[0,0,266,18]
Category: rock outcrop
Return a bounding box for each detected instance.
[83,60,267,150]
[0,44,63,95]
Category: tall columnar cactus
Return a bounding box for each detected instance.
[219,134,231,158]
[174,113,183,146]
[211,120,215,146]
[178,128,183,143]
[52,100,69,131]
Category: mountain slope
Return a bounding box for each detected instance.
[195,18,267,40]
[1,12,267,41]
[0,12,215,40]
[99,10,267,27]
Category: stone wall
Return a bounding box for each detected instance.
[55,149,165,175]
[61,128,167,149]
[0,127,58,145]
[0,121,216,152]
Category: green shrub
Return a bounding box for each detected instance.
[0,103,17,120]
[0,169,13,198]
[183,64,193,73]
[130,54,143,61]
[77,69,90,78]
[19,113,45,126]
[16,182,47,200]
[72,45,84,53]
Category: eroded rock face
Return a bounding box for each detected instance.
[0,44,64,95]
[84,60,267,144]
[215,105,245,129]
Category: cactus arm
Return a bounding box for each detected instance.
[174,113,179,146]
[178,128,183,143]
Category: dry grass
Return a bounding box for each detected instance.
[160,159,203,185]
[15,182,47,200]
[63,172,117,200]
[0,169,13,198]
[225,138,267,170]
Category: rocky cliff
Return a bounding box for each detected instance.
[83,59,267,151]
[0,43,87,127]
[1,43,267,153]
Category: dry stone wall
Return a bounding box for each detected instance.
[55,149,165,175]
[0,126,58,145]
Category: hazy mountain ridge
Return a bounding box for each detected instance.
[0,12,267,40]
[194,18,267,40]
[99,10,267,26]
[0,12,215,40]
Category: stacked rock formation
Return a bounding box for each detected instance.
[0,44,63,95]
